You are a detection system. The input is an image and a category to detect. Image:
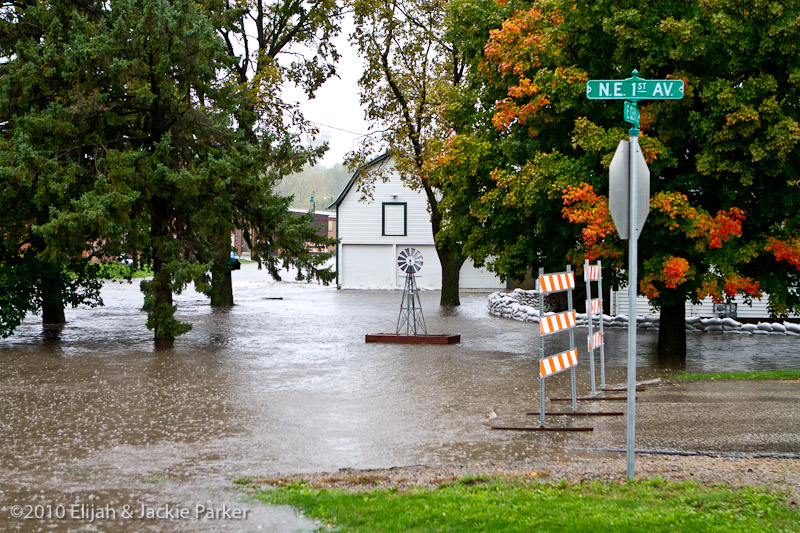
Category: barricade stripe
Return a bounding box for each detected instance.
[540,348,579,378]
[538,272,575,293]
[539,310,577,335]
[587,332,603,351]
[586,265,601,281]
[589,298,601,314]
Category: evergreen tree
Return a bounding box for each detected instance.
[0,1,110,337]
[204,0,343,306]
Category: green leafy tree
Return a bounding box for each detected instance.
[203,0,343,306]
[349,0,475,306]
[2,1,338,340]
[31,0,256,340]
[0,1,119,337]
[434,0,800,360]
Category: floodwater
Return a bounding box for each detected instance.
[1,262,798,531]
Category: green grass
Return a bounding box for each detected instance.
[140,473,171,483]
[97,263,153,279]
[252,477,799,532]
[670,370,800,381]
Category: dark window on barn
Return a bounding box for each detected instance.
[382,202,407,236]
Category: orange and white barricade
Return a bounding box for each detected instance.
[584,260,606,395]
[536,266,579,425]
[539,310,577,335]
[588,331,603,351]
[586,264,601,282]
[540,348,578,378]
[539,272,576,293]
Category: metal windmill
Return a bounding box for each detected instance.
[396,247,427,335]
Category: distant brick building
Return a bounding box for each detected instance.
[231,209,336,257]
[289,209,336,254]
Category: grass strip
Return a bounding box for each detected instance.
[97,263,153,279]
[251,477,799,532]
[670,370,800,381]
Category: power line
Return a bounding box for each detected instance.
[309,121,368,137]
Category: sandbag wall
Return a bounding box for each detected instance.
[488,289,800,335]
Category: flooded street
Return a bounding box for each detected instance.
[1,262,798,531]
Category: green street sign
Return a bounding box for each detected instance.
[586,77,684,101]
[623,101,640,127]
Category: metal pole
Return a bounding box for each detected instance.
[585,259,597,397]
[567,264,577,412]
[598,260,607,389]
[413,277,427,335]
[396,275,406,335]
[538,268,546,427]
[626,132,640,481]
[410,276,416,335]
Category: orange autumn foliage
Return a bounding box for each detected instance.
[564,184,761,302]
[650,191,744,249]
[639,256,691,299]
[662,256,690,289]
[765,236,800,270]
[483,6,583,133]
[561,183,621,263]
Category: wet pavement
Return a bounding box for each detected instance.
[0,262,798,531]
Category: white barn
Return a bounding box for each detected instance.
[329,154,506,290]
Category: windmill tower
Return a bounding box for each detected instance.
[396,248,427,335]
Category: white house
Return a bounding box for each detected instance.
[611,290,800,320]
[329,154,507,290]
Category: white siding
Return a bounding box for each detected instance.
[340,245,395,289]
[459,260,508,290]
[611,290,798,319]
[335,156,504,290]
[337,163,433,246]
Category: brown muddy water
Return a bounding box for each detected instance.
[1,262,798,531]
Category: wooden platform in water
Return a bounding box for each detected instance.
[365,334,461,344]
[490,425,593,432]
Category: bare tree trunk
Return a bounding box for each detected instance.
[40,267,65,326]
[658,301,686,367]
[149,196,176,344]
[437,246,465,306]
[209,230,235,306]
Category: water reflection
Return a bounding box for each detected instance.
[0,263,797,531]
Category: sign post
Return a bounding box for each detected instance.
[586,70,684,480]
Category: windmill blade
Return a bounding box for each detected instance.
[398,248,423,274]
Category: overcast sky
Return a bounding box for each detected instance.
[282,15,370,167]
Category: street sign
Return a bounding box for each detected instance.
[623,101,640,128]
[586,78,684,100]
[586,69,684,482]
[608,140,649,240]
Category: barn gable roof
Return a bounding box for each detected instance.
[327,153,392,209]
